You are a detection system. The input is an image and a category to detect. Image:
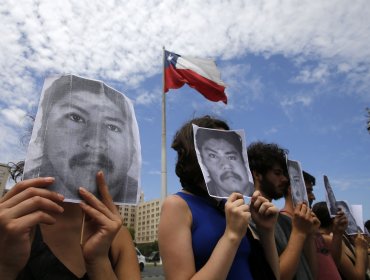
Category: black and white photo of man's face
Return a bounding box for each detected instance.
[287,160,308,206]
[194,126,253,198]
[44,88,130,198]
[200,137,248,195]
[23,75,140,204]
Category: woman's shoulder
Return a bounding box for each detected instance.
[160,193,193,227]
[162,193,191,213]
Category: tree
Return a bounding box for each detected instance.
[127,227,135,241]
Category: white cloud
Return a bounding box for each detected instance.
[332,178,370,191]
[1,0,370,169]
[148,170,161,176]
[221,63,264,110]
[264,127,279,135]
[0,122,27,164]
[1,106,27,126]
[1,1,370,106]
[134,90,160,106]
[294,63,330,84]
[280,94,313,108]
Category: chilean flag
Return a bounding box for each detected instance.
[164,50,227,104]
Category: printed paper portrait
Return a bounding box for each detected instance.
[350,204,364,233]
[323,175,338,217]
[23,74,141,205]
[193,125,254,199]
[335,201,363,235]
[287,159,308,207]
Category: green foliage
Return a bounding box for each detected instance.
[127,227,135,240]
[136,241,159,257]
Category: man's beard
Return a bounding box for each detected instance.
[260,176,288,200]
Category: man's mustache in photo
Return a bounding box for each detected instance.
[69,152,114,172]
[220,171,242,182]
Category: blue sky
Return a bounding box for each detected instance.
[1,0,369,221]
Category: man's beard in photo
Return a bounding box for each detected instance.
[260,176,288,200]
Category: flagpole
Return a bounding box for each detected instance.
[161,46,167,201]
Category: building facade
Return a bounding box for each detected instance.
[119,193,162,244]
[118,193,162,244]
[135,199,161,243]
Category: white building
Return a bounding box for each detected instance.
[119,193,162,244]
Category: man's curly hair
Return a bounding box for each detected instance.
[247,141,289,176]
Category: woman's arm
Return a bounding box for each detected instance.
[79,171,140,280]
[329,211,348,265]
[159,193,250,280]
[110,227,141,280]
[338,234,368,280]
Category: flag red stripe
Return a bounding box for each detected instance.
[164,65,227,104]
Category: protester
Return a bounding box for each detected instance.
[281,171,341,279]
[313,201,369,280]
[0,171,140,279]
[0,74,141,279]
[159,116,279,280]
[247,141,319,280]
[311,201,346,279]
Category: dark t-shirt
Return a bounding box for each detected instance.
[17,226,89,280]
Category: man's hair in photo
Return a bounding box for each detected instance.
[364,220,370,232]
[312,201,333,228]
[303,170,316,186]
[171,115,229,190]
[247,141,289,176]
[37,74,134,162]
[195,129,244,162]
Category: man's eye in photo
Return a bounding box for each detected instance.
[69,113,85,123]
[228,155,237,160]
[208,153,217,159]
[107,124,122,132]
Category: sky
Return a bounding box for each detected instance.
[0,0,369,221]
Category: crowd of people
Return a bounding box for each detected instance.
[0,78,369,280]
[158,115,369,280]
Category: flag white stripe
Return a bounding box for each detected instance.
[175,56,225,86]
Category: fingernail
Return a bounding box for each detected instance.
[57,193,64,200]
[44,177,55,183]
[79,187,87,193]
